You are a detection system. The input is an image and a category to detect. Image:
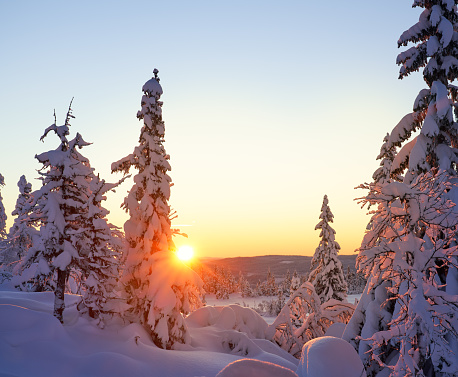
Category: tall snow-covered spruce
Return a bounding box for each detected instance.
[308,195,347,304]
[344,2,458,376]
[19,105,95,321]
[12,104,123,326]
[112,69,203,349]
[266,195,354,359]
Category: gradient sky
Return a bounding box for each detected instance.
[0,1,426,258]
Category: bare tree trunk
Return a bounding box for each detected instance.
[54,269,67,323]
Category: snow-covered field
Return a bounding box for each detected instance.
[0,288,363,377]
[0,289,297,377]
[205,293,362,325]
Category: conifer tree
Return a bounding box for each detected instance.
[0,174,8,278]
[260,267,278,296]
[0,176,35,276]
[343,135,399,375]
[343,2,458,375]
[267,282,354,359]
[390,0,458,183]
[76,175,125,327]
[0,174,6,240]
[13,105,120,325]
[281,269,292,296]
[346,171,458,376]
[10,176,34,257]
[238,271,252,297]
[12,108,71,294]
[112,70,203,348]
[308,195,347,304]
[255,280,262,296]
[290,270,301,295]
[29,107,94,322]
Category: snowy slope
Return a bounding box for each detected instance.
[0,289,298,377]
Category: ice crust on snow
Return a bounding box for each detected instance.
[216,359,299,377]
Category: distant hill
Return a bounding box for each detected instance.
[198,254,358,285]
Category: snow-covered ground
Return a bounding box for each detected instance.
[0,289,298,377]
[205,293,278,324]
[0,286,363,377]
[205,292,361,325]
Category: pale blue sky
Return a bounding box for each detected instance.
[0,1,425,257]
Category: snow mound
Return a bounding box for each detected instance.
[185,304,298,370]
[296,336,366,377]
[186,304,268,339]
[216,358,299,377]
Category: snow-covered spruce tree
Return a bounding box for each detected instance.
[281,269,292,296]
[267,282,354,359]
[342,133,399,376]
[392,0,458,298]
[238,271,253,297]
[11,111,75,294]
[0,174,6,240]
[308,195,347,304]
[0,176,35,277]
[343,3,458,376]
[350,171,458,376]
[13,105,97,323]
[290,270,301,295]
[0,174,9,280]
[111,69,203,349]
[263,267,278,296]
[39,134,93,323]
[10,176,34,258]
[391,1,458,183]
[76,175,126,327]
[199,265,217,294]
[215,278,230,299]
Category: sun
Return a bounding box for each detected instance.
[176,245,194,262]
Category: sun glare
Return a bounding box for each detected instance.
[176,245,194,262]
